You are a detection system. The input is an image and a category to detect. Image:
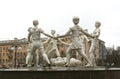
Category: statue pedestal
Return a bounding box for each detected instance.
[0,67,120,79]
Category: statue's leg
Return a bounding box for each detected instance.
[39,47,51,65]
[26,55,29,65]
[82,44,86,53]
[35,49,40,67]
[26,44,31,65]
[89,45,96,66]
[26,53,32,65]
[26,53,29,65]
[55,48,60,57]
[74,50,80,60]
[81,44,87,63]
[65,46,72,67]
[77,49,92,66]
[47,48,55,59]
[26,45,35,67]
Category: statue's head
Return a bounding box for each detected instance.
[51,30,56,35]
[73,16,79,25]
[95,21,101,28]
[33,20,39,26]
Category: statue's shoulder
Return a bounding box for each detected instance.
[28,27,33,32]
[70,26,74,30]
[38,28,44,33]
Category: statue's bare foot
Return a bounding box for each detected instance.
[43,63,51,67]
[27,65,31,67]
[85,63,93,67]
[64,63,70,67]
[35,65,40,68]
[47,63,51,67]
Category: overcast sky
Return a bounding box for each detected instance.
[0,0,120,47]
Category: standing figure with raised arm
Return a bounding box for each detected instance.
[43,30,60,59]
[26,20,53,67]
[89,21,101,66]
[44,30,69,59]
[57,17,92,67]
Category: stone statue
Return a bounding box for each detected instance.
[57,17,92,67]
[50,57,65,66]
[50,57,81,66]
[43,30,69,59]
[43,30,60,59]
[26,20,54,67]
[89,21,101,66]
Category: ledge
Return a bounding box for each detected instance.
[0,67,120,79]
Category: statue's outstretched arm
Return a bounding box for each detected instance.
[42,32,54,38]
[84,35,90,42]
[57,29,71,38]
[58,38,70,46]
[43,38,51,44]
[80,29,93,38]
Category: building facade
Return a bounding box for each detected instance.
[0,38,28,68]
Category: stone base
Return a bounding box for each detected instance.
[0,67,120,79]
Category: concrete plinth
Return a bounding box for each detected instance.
[0,67,120,79]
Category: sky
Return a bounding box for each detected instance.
[0,0,120,48]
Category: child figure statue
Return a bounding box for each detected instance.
[57,17,92,67]
[26,20,54,67]
[44,30,69,59]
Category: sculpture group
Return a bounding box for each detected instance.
[26,16,101,67]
